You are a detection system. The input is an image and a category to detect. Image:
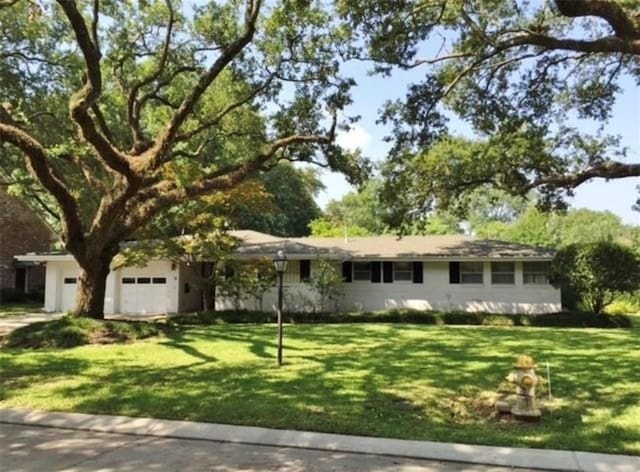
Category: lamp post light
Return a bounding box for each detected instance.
[273,249,287,366]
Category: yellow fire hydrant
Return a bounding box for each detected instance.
[506,355,542,421]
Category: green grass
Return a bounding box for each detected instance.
[1,320,638,455]
[3,316,170,348]
[0,301,43,318]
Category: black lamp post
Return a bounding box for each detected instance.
[273,249,287,366]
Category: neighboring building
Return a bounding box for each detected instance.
[0,188,53,297]
[16,230,561,315]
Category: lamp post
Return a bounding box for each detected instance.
[273,249,287,366]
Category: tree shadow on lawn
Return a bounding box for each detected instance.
[0,354,90,401]
[3,323,639,454]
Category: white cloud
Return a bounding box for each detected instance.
[336,124,372,152]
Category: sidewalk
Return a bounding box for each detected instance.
[1,408,638,472]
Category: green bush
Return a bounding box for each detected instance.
[551,242,640,314]
[170,309,632,329]
[4,316,169,349]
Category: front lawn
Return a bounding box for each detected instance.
[1,321,638,454]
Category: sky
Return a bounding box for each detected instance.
[317,58,640,226]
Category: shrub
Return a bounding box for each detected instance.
[170,309,632,329]
[551,242,640,314]
[4,316,168,349]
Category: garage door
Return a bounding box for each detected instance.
[61,276,77,312]
[119,276,168,314]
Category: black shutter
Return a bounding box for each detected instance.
[371,261,381,283]
[449,261,460,284]
[412,261,423,283]
[300,259,311,282]
[383,261,393,283]
[342,261,352,283]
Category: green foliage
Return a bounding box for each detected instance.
[606,295,640,315]
[170,309,632,329]
[218,259,276,311]
[233,164,324,237]
[307,260,345,312]
[336,1,640,225]
[472,204,638,250]
[551,242,640,314]
[3,316,168,349]
[0,1,369,316]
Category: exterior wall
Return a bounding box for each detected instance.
[39,257,561,315]
[218,259,560,314]
[0,189,52,293]
[43,260,178,314]
[338,260,560,314]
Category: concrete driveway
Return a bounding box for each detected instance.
[0,312,168,336]
[0,313,62,336]
[0,423,532,472]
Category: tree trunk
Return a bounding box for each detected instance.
[75,262,111,319]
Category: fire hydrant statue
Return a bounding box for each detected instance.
[506,355,542,421]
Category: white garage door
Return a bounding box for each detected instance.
[61,276,77,312]
[119,276,168,314]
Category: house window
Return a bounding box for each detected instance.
[137,277,151,284]
[353,262,371,281]
[491,262,515,285]
[63,277,77,284]
[523,261,550,285]
[460,262,483,284]
[393,261,413,282]
[152,277,167,284]
[122,277,135,284]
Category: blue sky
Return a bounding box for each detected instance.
[317,62,640,226]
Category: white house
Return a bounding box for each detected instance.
[16,230,561,315]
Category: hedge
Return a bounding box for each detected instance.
[170,309,632,328]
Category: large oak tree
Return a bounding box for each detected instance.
[0,0,366,318]
[338,0,640,226]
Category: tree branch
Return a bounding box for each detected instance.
[121,129,334,237]
[527,161,640,191]
[56,0,136,181]
[127,0,175,154]
[0,123,83,242]
[144,0,263,170]
[554,0,640,39]
[175,72,276,143]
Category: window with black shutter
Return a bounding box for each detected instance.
[383,261,393,283]
[342,261,352,282]
[412,261,423,283]
[300,259,311,282]
[370,261,381,283]
[449,262,460,284]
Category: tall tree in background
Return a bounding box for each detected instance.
[0,1,367,318]
[232,163,324,237]
[338,0,640,227]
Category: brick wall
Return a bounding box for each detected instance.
[0,189,54,292]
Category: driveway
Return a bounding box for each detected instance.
[0,423,533,472]
[0,313,62,336]
[0,312,167,336]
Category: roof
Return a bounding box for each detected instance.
[230,231,555,260]
[14,230,555,263]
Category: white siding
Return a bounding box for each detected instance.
[41,258,561,315]
[338,260,560,314]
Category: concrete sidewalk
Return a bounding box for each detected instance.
[1,408,638,472]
